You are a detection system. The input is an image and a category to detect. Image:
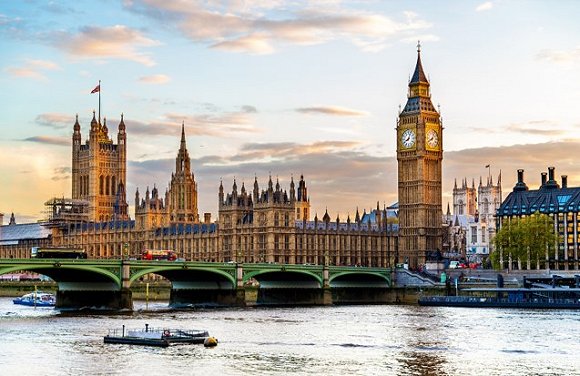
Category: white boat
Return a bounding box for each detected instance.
[13,291,56,307]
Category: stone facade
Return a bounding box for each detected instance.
[396,45,443,268]
[446,173,502,262]
[72,112,128,222]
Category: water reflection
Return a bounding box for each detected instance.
[0,300,579,375]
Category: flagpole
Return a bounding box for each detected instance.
[98,80,101,125]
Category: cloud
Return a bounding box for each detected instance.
[296,106,369,117]
[4,59,60,81]
[126,138,580,222]
[122,107,260,137]
[52,167,71,181]
[22,136,69,146]
[139,74,170,84]
[504,120,565,136]
[53,25,160,66]
[126,1,433,54]
[35,113,75,129]
[128,139,395,218]
[536,46,580,64]
[476,2,494,12]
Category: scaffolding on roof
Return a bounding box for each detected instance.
[44,197,89,228]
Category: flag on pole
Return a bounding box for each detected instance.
[485,164,490,168]
[90,84,100,94]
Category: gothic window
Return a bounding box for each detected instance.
[471,226,477,244]
[284,213,289,227]
[112,176,116,196]
[296,208,300,219]
[99,176,104,195]
[482,198,489,215]
[274,213,279,227]
[105,176,110,195]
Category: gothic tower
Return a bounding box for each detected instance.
[396,44,443,267]
[167,122,200,223]
[71,112,129,222]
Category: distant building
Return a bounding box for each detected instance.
[496,167,580,270]
[445,173,502,262]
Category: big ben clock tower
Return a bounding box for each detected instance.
[396,43,443,268]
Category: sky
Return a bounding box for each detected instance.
[1,0,580,224]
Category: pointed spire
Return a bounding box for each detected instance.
[446,202,451,216]
[118,113,125,132]
[479,176,483,187]
[73,113,80,132]
[410,40,429,84]
[180,121,186,148]
[454,178,457,190]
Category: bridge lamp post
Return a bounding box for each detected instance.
[123,243,129,260]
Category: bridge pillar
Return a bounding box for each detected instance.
[56,288,132,311]
[323,266,329,288]
[236,263,244,288]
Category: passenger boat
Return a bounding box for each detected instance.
[13,291,56,307]
[419,287,580,309]
[104,324,212,347]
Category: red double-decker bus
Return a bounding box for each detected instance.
[140,249,177,261]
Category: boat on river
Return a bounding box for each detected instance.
[419,287,580,309]
[13,291,56,307]
[104,324,212,347]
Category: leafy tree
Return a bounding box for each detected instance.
[491,212,558,270]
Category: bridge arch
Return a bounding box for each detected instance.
[129,266,236,287]
[330,271,390,287]
[244,269,323,288]
[0,263,121,286]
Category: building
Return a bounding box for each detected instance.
[134,123,200,230]
[72,112,129,222]
[496,167,580,270]
[446,173,502,263]
[0,114,397,266]
[396,43,443,268]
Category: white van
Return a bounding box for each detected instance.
[449,261,460,269]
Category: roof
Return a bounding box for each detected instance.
[497,185,580,217]
[0,222,51,244]
[410,51,429,84]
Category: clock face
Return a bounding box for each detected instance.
[401,129,416,148]
[426,129,439,148]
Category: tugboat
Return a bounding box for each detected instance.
[104,324,213,347]
[13,291,56,307]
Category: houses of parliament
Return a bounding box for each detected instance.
[0,47,444,268]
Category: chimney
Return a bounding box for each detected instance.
[545,167,559,189]
[204,212,211,224]
[541,172,547,187]
[548,166,555,182]
[562,175,568,189]
[514,169,529,191]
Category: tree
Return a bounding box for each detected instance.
[491,212,558,270]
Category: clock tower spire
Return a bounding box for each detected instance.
[396,43,443,268]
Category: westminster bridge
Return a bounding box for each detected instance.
[0,259,392,310]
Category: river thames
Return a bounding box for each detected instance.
[0,298,578,375]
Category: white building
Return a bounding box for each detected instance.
[446,173,502,262]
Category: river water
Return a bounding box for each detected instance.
[0,298,578,375]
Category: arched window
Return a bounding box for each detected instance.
[111,176,116,196]
[105,176,110,195]
[99,176,104,195]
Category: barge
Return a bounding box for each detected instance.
[419,287,580,309]
[104,324,211,347]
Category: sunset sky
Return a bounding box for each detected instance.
[1,0,580,223]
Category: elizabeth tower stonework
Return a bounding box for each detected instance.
[396,45,443,268]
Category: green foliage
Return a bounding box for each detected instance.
[491,213,558,270]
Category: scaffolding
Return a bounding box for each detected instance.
[44,197,89,228]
